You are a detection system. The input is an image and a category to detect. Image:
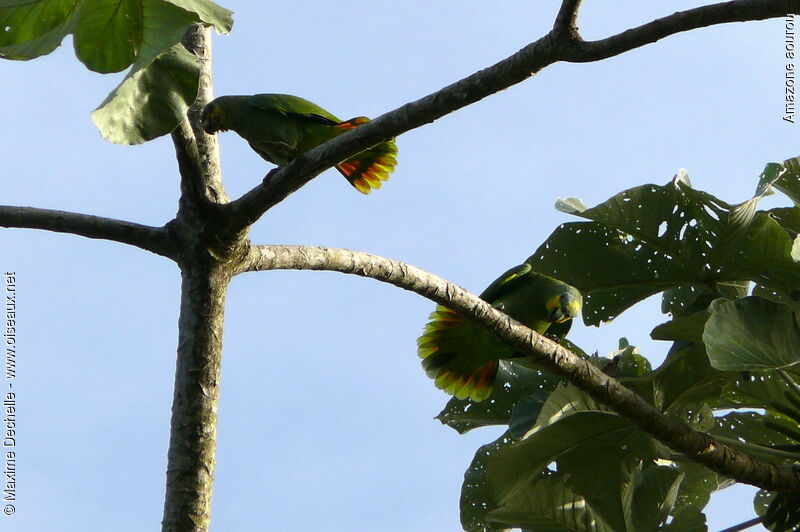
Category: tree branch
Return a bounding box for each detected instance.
[175,24,228,210]
[172,119,213,212]
[218,0,797,236]
[553,0,583,37]
[239,244,800,495]
[0,205,174,258]
[561,0,798,62]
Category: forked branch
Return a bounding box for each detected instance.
[220,0,798,235]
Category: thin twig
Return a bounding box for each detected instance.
[718,516,764,532]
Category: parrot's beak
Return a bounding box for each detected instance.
[548,294,581,323]
[200,105,216,134]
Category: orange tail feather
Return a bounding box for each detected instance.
[334,117,398,194]
[417,306,499,402]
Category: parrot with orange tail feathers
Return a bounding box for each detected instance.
[418,264,582,402]
[200,94,397,194]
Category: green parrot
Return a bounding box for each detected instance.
[201,93,398,194]
[417,264,582,402]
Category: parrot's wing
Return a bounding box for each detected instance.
[479,263,533,303]
[416,263,532,402]
[334,117,398,194]
[249,93,342,123]
[251,102,339,126]
[247,140,299,166]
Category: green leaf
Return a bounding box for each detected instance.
[754,489,774,520]
[625,465,683,532]
[669,459,719,511]
[487,411,635,504]
[559,435,650,531]
[662,505,707,532]
[758,489,800,532]
[162,0,232,32]
[0,0,78,49]
[488,475,615,532]
[507,392,548,439]
[74,0,197,73]
[461,433,516,532]
[703,297,800,371]
[768,207,800,235]
[718,367,800,423]
[0,0,232,72]
[652,343,726,415]
[710,411,800,462]
[91,43,199,144]
[611,338,653,378]
[528,178,800,325]
[555,196,588,215]
[760,157,800,205]
[0,1,78,60]
[533,383,608,427]
[651,311,711,344]
[661,282,747,319]
[436,361,562,434]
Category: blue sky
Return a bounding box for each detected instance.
[2,1,796,530]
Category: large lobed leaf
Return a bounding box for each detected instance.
[0,0,231,71]
[488,475,616,532]
[91,44,199,144]
[528,174,800,325]
[703,297,800,371]
[461,384,710,531]
[2,0,232,144]
[455,163,800,530]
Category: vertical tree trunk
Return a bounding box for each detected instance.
[162,24,237,530]
[161,262,231,531]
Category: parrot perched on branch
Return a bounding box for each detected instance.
[418,264,582,402]
[200,93,398,194]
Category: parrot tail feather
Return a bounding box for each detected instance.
[334,117,398,194]
[417,306,498,402]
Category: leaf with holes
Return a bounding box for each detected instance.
[528,177,800,325]
[710,411,800,462]
[488,475,617,532]
[436,361,563,434]
[757,157,800,206]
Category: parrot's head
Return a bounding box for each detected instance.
[200,100,227,134]
[546,290,582,324]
